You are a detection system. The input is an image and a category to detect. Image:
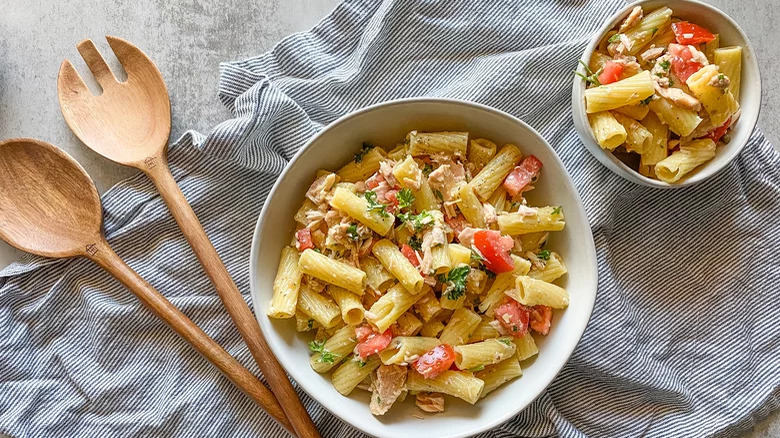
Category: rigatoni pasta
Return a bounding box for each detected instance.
[270,130,569,416]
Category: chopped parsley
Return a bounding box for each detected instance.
[468,365,486,372]
[718,73,725,81]
[422,163,433,175]
[313,247,322,253]
[397,188,415,211]
[651,27,659,35]
[639,95,654,106]
[433,189,444,201]
[669,78,675,87]
[551,206,562,215]
[608,33,622,43]
[574,60,601,86]
[408,235,423,251]
[398,210,435,232]
[364,190,389,218]
[470,249,485,262]
[497,338,513,346]
[358,360,367,368]
[537,249,551,261]
[354,142,374,163]
[660,60,671,71]
[347,224,360,241]
[308,340,337,364]
[439,265,470,301]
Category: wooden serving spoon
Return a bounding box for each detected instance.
[0,138,294,436]
[57,36,320,438]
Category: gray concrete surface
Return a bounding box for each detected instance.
[0,0,777,436]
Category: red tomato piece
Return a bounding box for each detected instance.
[445,214,470,237]
[413,344,456,379]
[597,60,625,85]
[295,228,314,251]
[473,230,515,273]
[400,244,420,267]
[707,117,732,143]
[355,327,393,359]
[671,21,716,45]
[668,44,703,83]
[529,305,553,335]
[494,299,530,338]
[385,189,399,213]
[503,156,543,197]
[365,172,384,190]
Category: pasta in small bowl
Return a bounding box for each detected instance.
[250,98,597,438]
[571,0,760,187]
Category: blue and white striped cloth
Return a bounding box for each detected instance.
[1,0,778,437]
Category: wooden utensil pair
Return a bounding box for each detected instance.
[0,37,319,437]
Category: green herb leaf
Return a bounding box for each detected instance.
[608,33,622,43]
[497,338,513,346]
[574,60,602,86]
[354,142,374,163]
[358,360,367,368]
[470,249,485,262]
[441,265,470,301]
[537,250,551,261]
[422,163,433,175]
[397,188,415,211]
[551,206,562,215]
[639,95,654,106]
[433,189,444,201]
[408,235,423,251]
[669,79,675,87]
[651,27,659,35]
[347,224,360,241]
[660,60,671,70]
[399,210,435,232]
[364,190,389,218]
[468,365,485,372]
[308,340,337,363]
[308,340,325,353]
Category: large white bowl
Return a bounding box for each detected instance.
[571,0,761,188]
[250,98,598,438]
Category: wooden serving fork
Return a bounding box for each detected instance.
[57,37,319,438]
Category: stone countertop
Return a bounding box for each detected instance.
[0,0,777,436]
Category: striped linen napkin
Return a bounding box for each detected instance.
[2,0,778,437]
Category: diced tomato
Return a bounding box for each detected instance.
[355,326,393,359]
[671,21,716,45]
[365,172,384,190]
[503,156,543,197]
[449,362,460,371]
[295,228,314,251]
[445,214,470,236]
[494,299,530,338]
[473,230,514,273]
[668,44,703,83]
[597,60,625,85]
[707,117,732,143]
[413,344,456,379]
[400,244,420,267]
[385,189,399,213]
[529,306,553,335]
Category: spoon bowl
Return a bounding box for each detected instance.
[0,138,102,258]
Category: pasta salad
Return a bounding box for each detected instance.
[579,5,742,183]
[268,131,569,416]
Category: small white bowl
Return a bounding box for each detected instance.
[571,0,762,188]
[250,98,598,438]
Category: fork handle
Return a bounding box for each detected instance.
[144,157,320,438]
[89,239,295,436]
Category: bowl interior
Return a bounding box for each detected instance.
[250,99,597,438]
[573,0,761,188]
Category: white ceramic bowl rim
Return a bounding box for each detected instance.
[572,0,762,188]
[250,97,598,438]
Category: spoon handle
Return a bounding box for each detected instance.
[144,158,321,438]
[88,239,296,436]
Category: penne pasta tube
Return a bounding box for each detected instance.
[528,251,568,283]
[585,70,655,113]
[509,276,570,309]
[413,177,441,212]
[310,324,357,373]
[407,370,485,405]
[648,97,703,137]
[655,138,716,183]
[639,111,669,167]
[330,187,395,236]
[613,103,650,121]
[298,284,342,329]
[394,312,423,336]
[268,246,302,319]
[470,144,523,200]
[457,183,486,228]
[686,64,739,127]
[514,331,539,361]
[298,249,366,294]
[476,355,523,398]
[479,255,532,315]
[378,336,441,365]
[408,131,469,157]
[448,243,472,267]
[332,355,381,396]
[467,138,497,173]
[367,283,425,332]
[612,112,652,154]
[588,111,627,150]
[328,286,365,326]
[454,337,516,370]
[337,147,386,182]
[296,310,320,332]
[439,307,481,346]
[468,320,501,343]
[392,155,423,189]
[414,289,444,322]
[497,206,565,235]
[372,239,424,294]
[623,7,673,55]
[714,46,742,100]
[419,317,446,338]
